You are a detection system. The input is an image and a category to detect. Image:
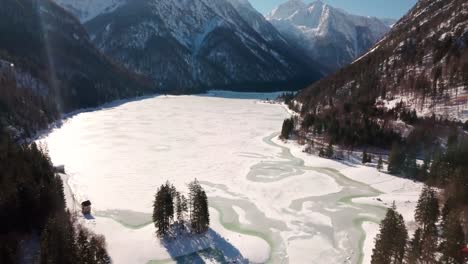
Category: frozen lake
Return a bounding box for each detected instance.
[39,91,411,264]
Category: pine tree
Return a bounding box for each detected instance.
[90,235,112,264]
[201,191,210,232]
[371,204,408,264]
[403,152,418,179]
[175,192,188,222]
[325,142,334,158]
[388,142,405,174]
[153,184,174,237]
[377,156,384,171]
[440,212,466,264]
[442,196,457,225]
[164,183,174,225]
[188,180,210,234]
[362,150,368,164]
[188,179,201,221]
[420,224,438,264]
[405,228,422,264]
[415,186,439,231]
[195,190,210,234]
[418,156,431,181]
[76,226,92,263]
[280,118,294,140]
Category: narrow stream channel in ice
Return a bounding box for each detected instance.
[39,92,388,264]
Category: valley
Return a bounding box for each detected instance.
[39,92,422,264]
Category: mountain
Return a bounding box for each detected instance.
[54,0,324,93]
[288,0,467,147]
[266,0,391,71]
[54,0,125,23]
[0,0,154,137]
[380,18,398,28]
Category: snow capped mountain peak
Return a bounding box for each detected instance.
[266,0,391,71]
[266,0,306,20]
[52,0,322,92]
[53,0,126,22]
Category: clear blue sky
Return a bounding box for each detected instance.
[250,0,418,19]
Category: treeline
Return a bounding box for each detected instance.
[372,130,468,263]
[0,0,155,115]
[153,180,210,237]
[0,129,111,263]
[283,97,466,150]
[0,69,58,138]
[387,127,468,202]
[298,104,401,148]
[372,186,466,264]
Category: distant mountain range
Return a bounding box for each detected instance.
[54,0,325,92]
[266,0,392,71]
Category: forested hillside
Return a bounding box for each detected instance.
[294,0,467,124]
[0,0,155,137]
[0,127,112,263]
[0,0,146,261]
[278,1,468,262]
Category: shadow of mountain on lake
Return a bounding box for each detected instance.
[161,223,249,264]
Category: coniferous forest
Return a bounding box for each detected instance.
[0,128,111,263]
[153,180,210,237]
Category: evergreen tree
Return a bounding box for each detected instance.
[371,204,408,264]
[325,142,334,158]
[152,183,174,237]
[405,228,422,264]
[415,186,439,231]
[418,156,431,182]
[388,142,405,174]
[90,235,112,264]
[193,190,210,234]
[420,224,438,264]
[442,196,458,225]
[404,152,419,179]
[280,118,294,140]
[175,192,188,222]
[165,183,175,224]
[377,156,384,171]
[440,212,466,264]
[188,179,210,234]
[76,226,92,263]
[188,179,202,220]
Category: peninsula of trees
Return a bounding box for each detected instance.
[152,180,210,237]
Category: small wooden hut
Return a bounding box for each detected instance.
[81,200,92,215]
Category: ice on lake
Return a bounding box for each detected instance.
[40,91,387,264]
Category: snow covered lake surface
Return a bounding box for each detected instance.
[39,91,423,264]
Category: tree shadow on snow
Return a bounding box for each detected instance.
[161,223,249,264]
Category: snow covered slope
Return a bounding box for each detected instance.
[296,0,468,122]
[266,0,391,71]
[53,0,125,22]
[53,0,324,92]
